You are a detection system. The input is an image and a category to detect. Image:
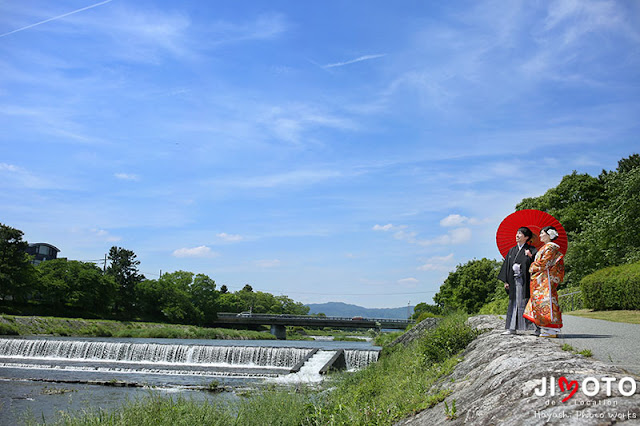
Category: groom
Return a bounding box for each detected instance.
[498,227,537,335]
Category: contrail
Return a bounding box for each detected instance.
[0,0,113,38]
[324,54,386,69]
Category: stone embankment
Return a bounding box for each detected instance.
[396,315,640,425]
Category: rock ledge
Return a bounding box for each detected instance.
[396,315,640,425]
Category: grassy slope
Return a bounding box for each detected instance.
[0,314,275,340]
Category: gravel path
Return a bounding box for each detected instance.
[559,314,640,376]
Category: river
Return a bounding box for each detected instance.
[0,336,380,425]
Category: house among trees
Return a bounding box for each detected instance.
[26,243,60,265]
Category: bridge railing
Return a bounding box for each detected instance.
[216,312,413,324]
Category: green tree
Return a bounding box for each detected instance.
[565,165,640,284]
[275,295,310,315]
[136,271,199,324]
[106,246,145,317]
[217,292,243,312]
[433,258,502,313]
[516,171,605,235]
[411,302,442,320]
[0,223,36,303]
[36,259,117,316]
[190,273,219,325]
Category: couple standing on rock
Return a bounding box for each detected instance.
[498,226,565,338]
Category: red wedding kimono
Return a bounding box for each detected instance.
[523,242,564,329]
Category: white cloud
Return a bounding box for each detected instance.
[172,245,219,258]
[418,253,455,271]
[226,168,346,189]
[255,259,281,268]
[114,173,139,181]
[373,223,404,232]
[324,54,386,69]
[397,277,419,287]
[91,228,121,243]
[217,232,243,242]
[375,222,472,247]
[430,228,472,245]
[440,214,468,227]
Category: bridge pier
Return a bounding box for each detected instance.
[270,324,287,340]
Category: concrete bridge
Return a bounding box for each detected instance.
[213,313,413,339]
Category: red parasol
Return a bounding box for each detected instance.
[496,209,568,258]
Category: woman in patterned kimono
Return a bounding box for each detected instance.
[523,226,564,338]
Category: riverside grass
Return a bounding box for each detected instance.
[0,314,275,340]
[31,312,477,426]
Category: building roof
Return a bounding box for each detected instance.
[28,243,60,252]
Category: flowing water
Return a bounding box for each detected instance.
[0,336,380,425]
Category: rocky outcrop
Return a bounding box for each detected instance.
[396,315,640,425]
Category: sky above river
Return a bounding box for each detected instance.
[1,1,639,308]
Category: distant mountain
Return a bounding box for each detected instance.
[305,302,414,319]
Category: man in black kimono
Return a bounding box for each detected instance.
[498,227,537,335]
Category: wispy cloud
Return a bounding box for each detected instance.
[255,259,281,268]
[217,233,243,242]
[0,163,53,189]
[225,168,346,189]
[397,277,419,288]
[114,173,139,181]
[91,228,121,243]
[373,222,472,246]
[418,253,455,271]
[172,246,219,258]
[324,54,386,69]
[0,0,113,38]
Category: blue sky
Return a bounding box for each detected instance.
[1,1,638,308]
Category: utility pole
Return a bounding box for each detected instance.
[103,253,107,272]
[407,300,410,319]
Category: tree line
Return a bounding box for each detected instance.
[416,153,640,316]
[0,237,309,325]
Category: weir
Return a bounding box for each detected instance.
[0,338,380,378]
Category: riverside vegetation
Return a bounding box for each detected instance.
[0,314,275,340]
[23,312,477,426]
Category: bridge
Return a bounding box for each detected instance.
[213,313,413,339]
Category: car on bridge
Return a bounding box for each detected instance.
[236,311,252,317]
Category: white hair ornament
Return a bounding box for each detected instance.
[546,229,559,239]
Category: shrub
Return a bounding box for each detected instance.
[415,312,442,322]
[417,312,478,365]
[478,297,508,315]
[580,261,640,310]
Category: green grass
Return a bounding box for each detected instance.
[0,314,275,340]
[33,311,479,426]
[564,310,640,324]
[561,343,592,357]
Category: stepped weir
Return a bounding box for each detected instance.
[0,338,379,380]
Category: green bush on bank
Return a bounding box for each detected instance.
[580,261,640,310]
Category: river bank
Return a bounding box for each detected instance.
[397,315,640,425]
[0,314,274,340]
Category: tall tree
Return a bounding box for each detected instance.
[37,259,117,316]
[434,258,502,313]
[565,164,640,284]
[0,223,36,303]
[106,246,145,317]
[190,273,219,325]
[516,171,605,235]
